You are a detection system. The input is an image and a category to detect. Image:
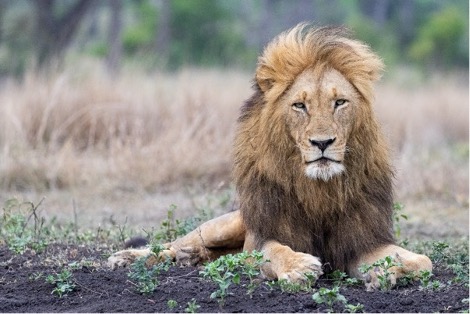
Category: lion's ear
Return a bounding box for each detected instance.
[255,65,275,92]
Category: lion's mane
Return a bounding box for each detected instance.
[234,25,395,272]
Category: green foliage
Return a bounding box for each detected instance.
[167,299,178,309]
[200,251,265,304]
[409,239,469,285]
[327,270,361,287]
[266,272,318,293]
[328,270,348,286]
[344,303,365,313]
[417,269,444,291]
[123,0,158,55]
[152,205,184,243]
[1,0,469,75]
[149,204,211,244]
[185,298,200,313]
[312,286,347,313]
[46,269,76,297]
[359,255,401,291]
[168,0,245,68]
[393,202,408,240]
[127,248,171,294]
[349,15,400,66]
[429,241,450,263]
[409,6,468,69]
[1,198,48,254]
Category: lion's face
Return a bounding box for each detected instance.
[281,67,359,181]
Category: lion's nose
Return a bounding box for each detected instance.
[309,138,336,152]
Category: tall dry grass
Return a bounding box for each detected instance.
[0,66,468,211]
[0,67,250,193]
[375,80,469,204]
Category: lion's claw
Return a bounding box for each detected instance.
[277,253,323,283]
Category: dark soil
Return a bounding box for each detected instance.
[0,244,468,313]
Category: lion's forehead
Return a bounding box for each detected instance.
[288,68,357,103]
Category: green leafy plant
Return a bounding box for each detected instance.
[344,277,361,287]
[266,271,318,293]
[359,255,401,291]
[393,202,408,239]
[418,269,432,288]
[167,299,178,309]
[1,198,48,254]
[344,303,365,313]
[200,251,265,304]
[128,247,172,295]
[153,205,184,243]
[327,270,361,287]
[46,269,76,297]
[312,286,347,313]
[430,241,450,263]
[185,298,200,313]
[328,270,347,283]
[149,204,212,244]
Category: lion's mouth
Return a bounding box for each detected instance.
[306,157,341,165]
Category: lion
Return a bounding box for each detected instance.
[108,24,432,291]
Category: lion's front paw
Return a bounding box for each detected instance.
[107,248,151,269]
[174,246,205,266]
[276,252,323,283]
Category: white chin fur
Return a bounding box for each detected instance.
[305,162,345,181]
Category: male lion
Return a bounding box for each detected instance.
[108,24,432,290]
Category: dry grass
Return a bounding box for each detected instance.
[0,67,250,192]
[0,66,467,232]
[375,80,468,203]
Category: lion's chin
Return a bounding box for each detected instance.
[305,162,345,181]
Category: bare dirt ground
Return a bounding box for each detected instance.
[1,244,468,313]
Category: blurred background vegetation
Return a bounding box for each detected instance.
[0,0,468,77]
[0,0,467,235]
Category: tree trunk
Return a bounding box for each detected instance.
[34,0,93,68]
[155,0,171,64]
[106,0,123,75]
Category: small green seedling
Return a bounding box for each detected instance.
[344,303,365,313]
[46,269,76,297]
[266,271,318,293]
[128,246,171,294]
[312,286,347,313]
[344,277,361,286]
[1,198,48,254]
[430,241,450,263]
[167,299,178,309]
[185,298,200,313]
[359,255,401,291]
[328,270,347,286]
[393,202,408,239]
[327,270,361,287]
[200,251,265,304]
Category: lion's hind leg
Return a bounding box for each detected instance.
[351,244,432,291]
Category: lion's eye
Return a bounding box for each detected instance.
[292,102,306,111]
[334,99,347,108]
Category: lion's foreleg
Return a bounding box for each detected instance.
[108,245,175,269]
[108,210,246,269]
[350,244,432,291]
[171,210,246,265]
[257,240,323,282]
